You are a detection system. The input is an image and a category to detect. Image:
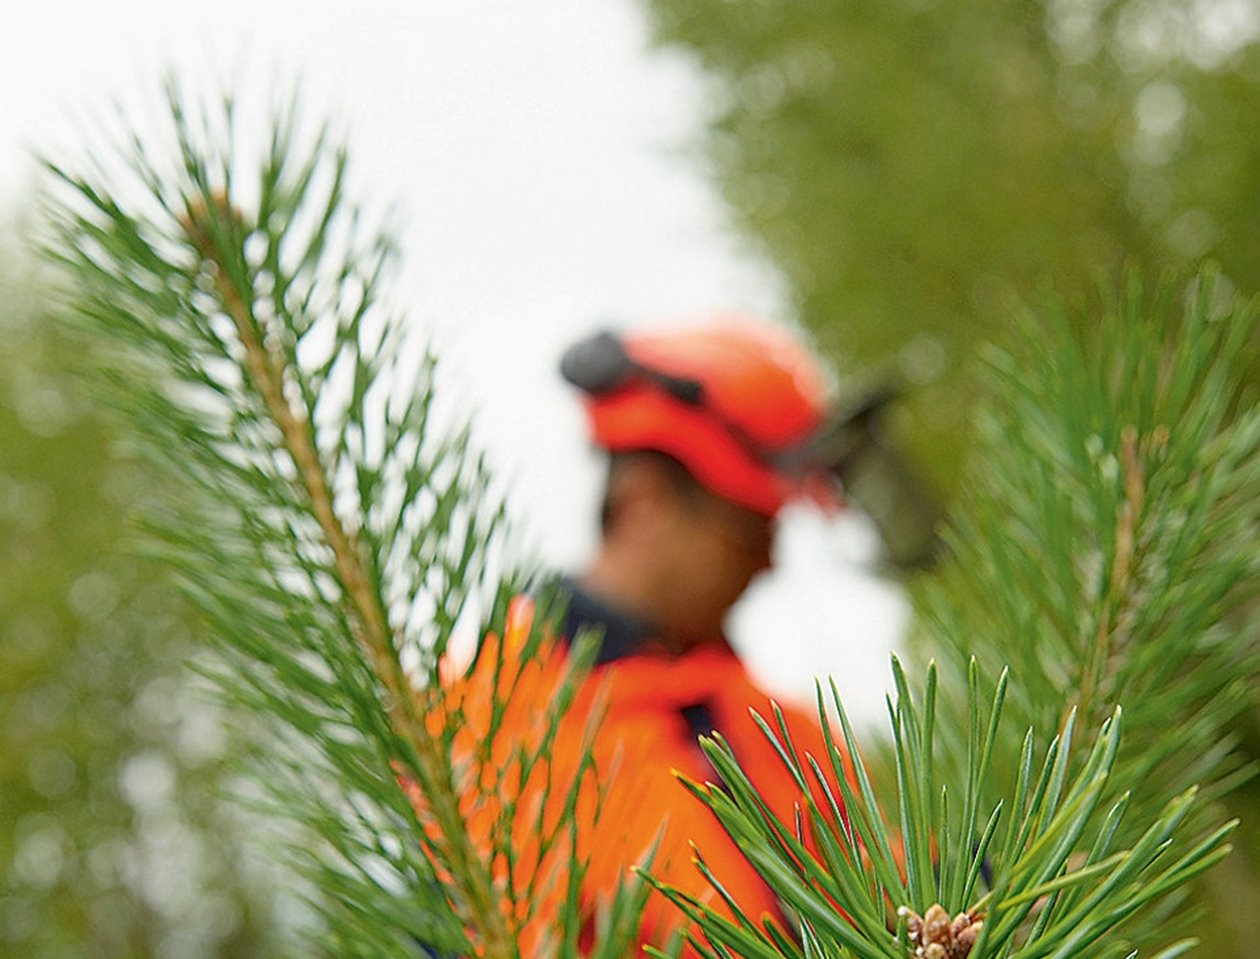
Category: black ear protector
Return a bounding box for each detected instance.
[560,331,705,406]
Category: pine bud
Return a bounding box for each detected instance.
[897,905,923,945]
[923,904,951,943]
[955,920,983,953]
[895,903,983,958]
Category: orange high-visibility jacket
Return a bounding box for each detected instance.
[435,584,852,956]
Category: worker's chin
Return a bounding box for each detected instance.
[726,574,763,609]
[671,609,728,645]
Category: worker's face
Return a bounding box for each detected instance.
[667,486,775,637]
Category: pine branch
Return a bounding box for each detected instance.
[918,272,1260,823]
[642,659,1236,959]
[637,270,1252,959]
[41,82,635,958]
[42,74,1253,959]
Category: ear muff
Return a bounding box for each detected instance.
[561,331,704,406]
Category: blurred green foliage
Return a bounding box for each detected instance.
[637,5,1260,953]
[0,242,282,957]
[641,0,1260,496]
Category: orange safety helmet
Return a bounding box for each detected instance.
[560,318,840,516]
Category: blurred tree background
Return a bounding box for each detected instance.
[6,0,1259,950]
[635,1,1260,953]
[640,0,1260,496]
[0,229,284,957]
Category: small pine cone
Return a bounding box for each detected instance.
[924,945,947,959]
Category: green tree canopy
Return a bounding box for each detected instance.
[642,0,1260,495]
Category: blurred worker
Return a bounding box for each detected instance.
[543,317,854,951]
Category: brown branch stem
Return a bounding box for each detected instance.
[182,200,514,959]
[1075,425,1145,728]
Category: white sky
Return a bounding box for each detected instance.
[2,0,906,726]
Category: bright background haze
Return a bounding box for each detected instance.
[1,0,905,725]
